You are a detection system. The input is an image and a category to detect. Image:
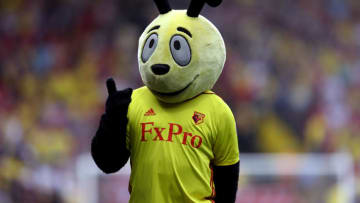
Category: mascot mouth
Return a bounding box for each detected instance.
[151,74,199,96]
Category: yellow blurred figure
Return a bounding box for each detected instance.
[258,113,301,153]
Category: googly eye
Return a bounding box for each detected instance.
[170,35,191,66]
[141,33,158,63]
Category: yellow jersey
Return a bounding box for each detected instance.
[126,86,239,203]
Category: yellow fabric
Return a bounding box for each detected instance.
[126,87,239,203]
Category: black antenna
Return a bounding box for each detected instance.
[154,0,172,14]
[187,0,222,17]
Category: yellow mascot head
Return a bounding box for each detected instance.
[138,0,226,103]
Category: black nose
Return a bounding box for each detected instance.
[151,64,170,75]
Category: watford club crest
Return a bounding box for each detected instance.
[192,111,205,125]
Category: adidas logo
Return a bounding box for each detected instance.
[144,108,156,116]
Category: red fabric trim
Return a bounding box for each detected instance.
[210,164,215,200]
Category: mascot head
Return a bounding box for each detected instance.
[138,0,226,103]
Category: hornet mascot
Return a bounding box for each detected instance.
[91,0,240,202]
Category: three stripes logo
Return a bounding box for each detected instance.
[144,108,156,116]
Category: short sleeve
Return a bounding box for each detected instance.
[126,91,136,151]
[213,103,240,166]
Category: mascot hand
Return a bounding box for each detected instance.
[105,78,132,121]
[91,78,132,173]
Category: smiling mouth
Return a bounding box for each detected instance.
[150,74,199,96]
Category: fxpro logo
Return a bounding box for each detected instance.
[140,122,203,148]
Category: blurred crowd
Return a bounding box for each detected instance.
[0,0,359,202]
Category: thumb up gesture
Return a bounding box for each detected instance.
[105,78,133,120]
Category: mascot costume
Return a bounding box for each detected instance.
[91,0,240,202]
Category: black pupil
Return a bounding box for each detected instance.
[149,39,154,48]
[174,40,181,50]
